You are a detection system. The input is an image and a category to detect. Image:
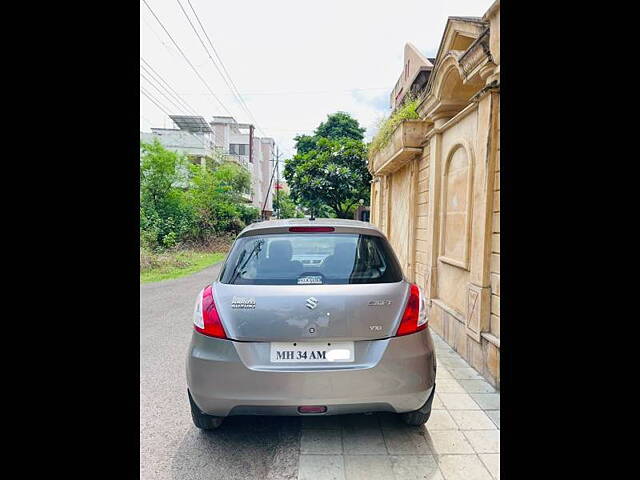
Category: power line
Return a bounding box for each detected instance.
[183,0,260,129]
[141,0,235,118]
[140,58,222,147]
[142,0,282,179]
[141,14,180,60]
[140,72,189,114]
[140,86,171,117]
[140,58,200,116]
[182,0,274,142]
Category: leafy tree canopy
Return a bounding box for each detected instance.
[315,111,365,141]
[293,111,366,155]
[284,136,371,219]
[140,139,259,250]
[292,134,318,156]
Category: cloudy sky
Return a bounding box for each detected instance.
[140,0,494,160]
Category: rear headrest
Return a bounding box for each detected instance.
[268,240,293,261]
[333,242,355,259]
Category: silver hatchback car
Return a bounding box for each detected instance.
[186,219,436,429]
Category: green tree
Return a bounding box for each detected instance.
[140,140,195,249]
[293,112,367,156]
[211,162,251,201]
[315,111,365,141]
[284,134,371,219]
[140,139,191,205]
[292,134,317,155]
[140,139,259,249]
[186,161,255,236]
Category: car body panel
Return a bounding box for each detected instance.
[213,281,410,342]
[187,328,436,417]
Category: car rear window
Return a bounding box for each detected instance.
[219,233,403,285]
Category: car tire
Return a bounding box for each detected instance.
[188,390,224,430]
[400,384,436,426]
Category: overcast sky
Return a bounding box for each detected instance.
[140,0,494,160]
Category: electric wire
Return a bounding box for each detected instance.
[141,0,235,118]
[140,58,200,116]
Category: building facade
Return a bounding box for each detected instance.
[140,124,216,169]
[369,0,500,387]
[210,116,275,217]
[140,115,275,217]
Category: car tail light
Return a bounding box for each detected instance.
[395,283,428,336]
[193,285,227,339]
[288,227,335,232]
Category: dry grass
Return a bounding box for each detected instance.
[140,235,234,283]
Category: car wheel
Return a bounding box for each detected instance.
[400,384,436,426]
[188,390,224,430]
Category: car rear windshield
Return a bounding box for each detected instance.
[219,233,403,285]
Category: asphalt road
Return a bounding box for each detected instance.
[140,262,300,480]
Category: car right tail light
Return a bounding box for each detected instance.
[395,283,428,336]
[193,285,227,339]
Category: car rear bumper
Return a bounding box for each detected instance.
[186,329,436,417]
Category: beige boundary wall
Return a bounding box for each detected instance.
[369,1,501,388]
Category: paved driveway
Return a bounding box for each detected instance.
[140,263,500,479]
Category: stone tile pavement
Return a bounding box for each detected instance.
[297,331,500,480]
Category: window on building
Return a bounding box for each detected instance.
[229,144,249,156]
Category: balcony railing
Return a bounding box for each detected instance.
[369,120,430,175]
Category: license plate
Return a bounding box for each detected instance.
[270,341,354,363]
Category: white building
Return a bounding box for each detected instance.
[140,115,275,217]
[210,116,274,217]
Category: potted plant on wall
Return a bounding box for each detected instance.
[368,95,430,175]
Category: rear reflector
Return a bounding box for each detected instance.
[289,227,335,232]
[298,406,327,414]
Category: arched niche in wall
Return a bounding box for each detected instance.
[439,142,473,269]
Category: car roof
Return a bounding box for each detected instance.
[238,218,384,237]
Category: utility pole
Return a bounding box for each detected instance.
[276,146,280,219]
[262,145,280,220]
[249,124,254,165]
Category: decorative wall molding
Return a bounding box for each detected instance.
[438,141,474,270]
[458,29,493,81]
[466,283,490,342]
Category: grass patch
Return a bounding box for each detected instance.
[140,249,226,284]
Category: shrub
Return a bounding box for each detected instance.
[369,95,420,156]
[140,139,260,252]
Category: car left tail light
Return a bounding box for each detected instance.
[395,283,428,337]
[193,285,227,339]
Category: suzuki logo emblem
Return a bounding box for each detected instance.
[306,297,319,310]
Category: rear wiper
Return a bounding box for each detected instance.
[230,240,263,284]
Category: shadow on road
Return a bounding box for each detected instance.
[168,413,432,480]
[170,416,301,480]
